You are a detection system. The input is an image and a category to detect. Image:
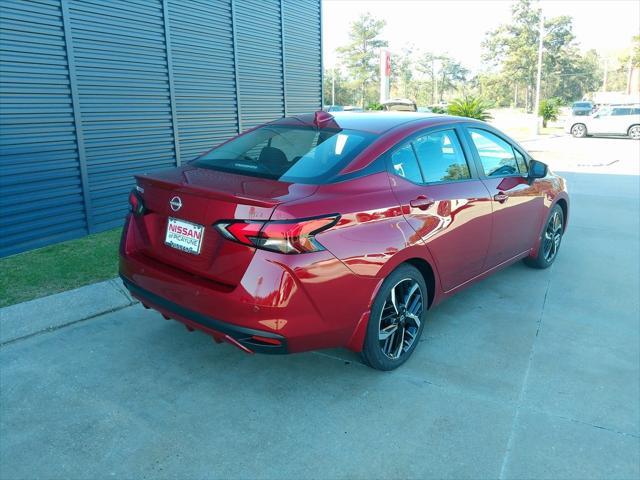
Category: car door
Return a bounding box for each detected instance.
[610,107,632,134]
[464,127,545,269]
[387,126,493,292]
[589,108,614,134]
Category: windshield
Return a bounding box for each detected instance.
[193,125,374,183]
[573,102,591,108]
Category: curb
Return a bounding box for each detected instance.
[0,278,138,345]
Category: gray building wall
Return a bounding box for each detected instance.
[0,0,322,257]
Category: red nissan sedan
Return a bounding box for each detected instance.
[120,112,569,370]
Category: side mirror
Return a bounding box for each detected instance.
[528,159,548,180]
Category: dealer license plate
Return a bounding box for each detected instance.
[165,217,204,254]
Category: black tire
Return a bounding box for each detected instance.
[524,204,564,269]
[571,123,587,138]
[361,264,427,371]
[628,125,640,140]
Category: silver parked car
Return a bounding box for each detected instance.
[566,105,640,139]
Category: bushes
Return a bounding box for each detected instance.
[446,96,493,121]
[539,98,562,127]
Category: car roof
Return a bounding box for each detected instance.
[321,111,456,134]
[272,111,459,134]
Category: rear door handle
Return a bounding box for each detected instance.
[410,195,435,210]
[494,192,509,203]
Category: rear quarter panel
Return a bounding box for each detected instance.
[271,171,433,280]
[271,171,442,351]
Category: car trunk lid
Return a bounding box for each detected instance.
[133,166,318,285]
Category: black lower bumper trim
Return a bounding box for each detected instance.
[120,275,288,354]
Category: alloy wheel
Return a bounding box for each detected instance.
[543,210,563,263]
[378,278,424,360]
[571,124,586,137]
[629,126,640,140]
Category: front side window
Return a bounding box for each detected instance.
[469,129,520,177]
[193,125,374,184]
[390,143,422,183]
[413,129,470,183]
[513,149,528,175]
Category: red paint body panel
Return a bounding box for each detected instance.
[119,112,569,355]
[388,175,493,292]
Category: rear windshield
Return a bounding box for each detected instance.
[192,125,374,183]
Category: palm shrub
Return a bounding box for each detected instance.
[539,98,561,127]
[447,96,493,121]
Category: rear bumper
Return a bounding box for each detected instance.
[121,275,288,354]
[119,216,379,353]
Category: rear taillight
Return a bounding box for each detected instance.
[214,215,339,254]
[128,189,145,215]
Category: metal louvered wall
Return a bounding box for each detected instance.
[282,0,322,115]
[0,0,322,257]
[234,0,284,130]
[0,0,88,254]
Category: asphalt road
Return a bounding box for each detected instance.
[1,135,639,479]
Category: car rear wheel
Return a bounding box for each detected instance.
[361,264,427,371]
[524,204,564,269]
[628,125,640,140]
[571,123,587,138]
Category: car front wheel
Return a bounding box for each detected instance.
[571,123,587,138]
[628,125,640,140]
[361,264,427,371]
[524,204,564,269]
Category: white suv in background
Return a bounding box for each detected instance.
[566,105,640,140]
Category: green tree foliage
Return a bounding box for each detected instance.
[447,96,493,121]
[632,35,640,67]
[390,46,413,98]
[481,0,601,107]
[607,35,640,92]
[438,57,469,101]
[538,98,561,127]
[323,68,358,106]
[476,72,515,107]
[416,52,439,104]
[397,52,468,104]
[325,2,605,111]
[337,14,388,108]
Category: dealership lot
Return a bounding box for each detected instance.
[1,136,638,479]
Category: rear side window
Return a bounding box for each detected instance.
[469,129,520,177]
[612,108,631,116]
[193,125,374,184]
[390,144,422,183]
[413,130,470,182]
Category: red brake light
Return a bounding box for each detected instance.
[215,215,339,254]
[128,189,145,215]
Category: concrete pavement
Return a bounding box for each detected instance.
[0,278,136,345]
[1,136,638,479]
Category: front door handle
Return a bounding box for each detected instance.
[410,195,435,210]
[494,192,509,203]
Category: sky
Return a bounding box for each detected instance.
[322,0,640,72]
